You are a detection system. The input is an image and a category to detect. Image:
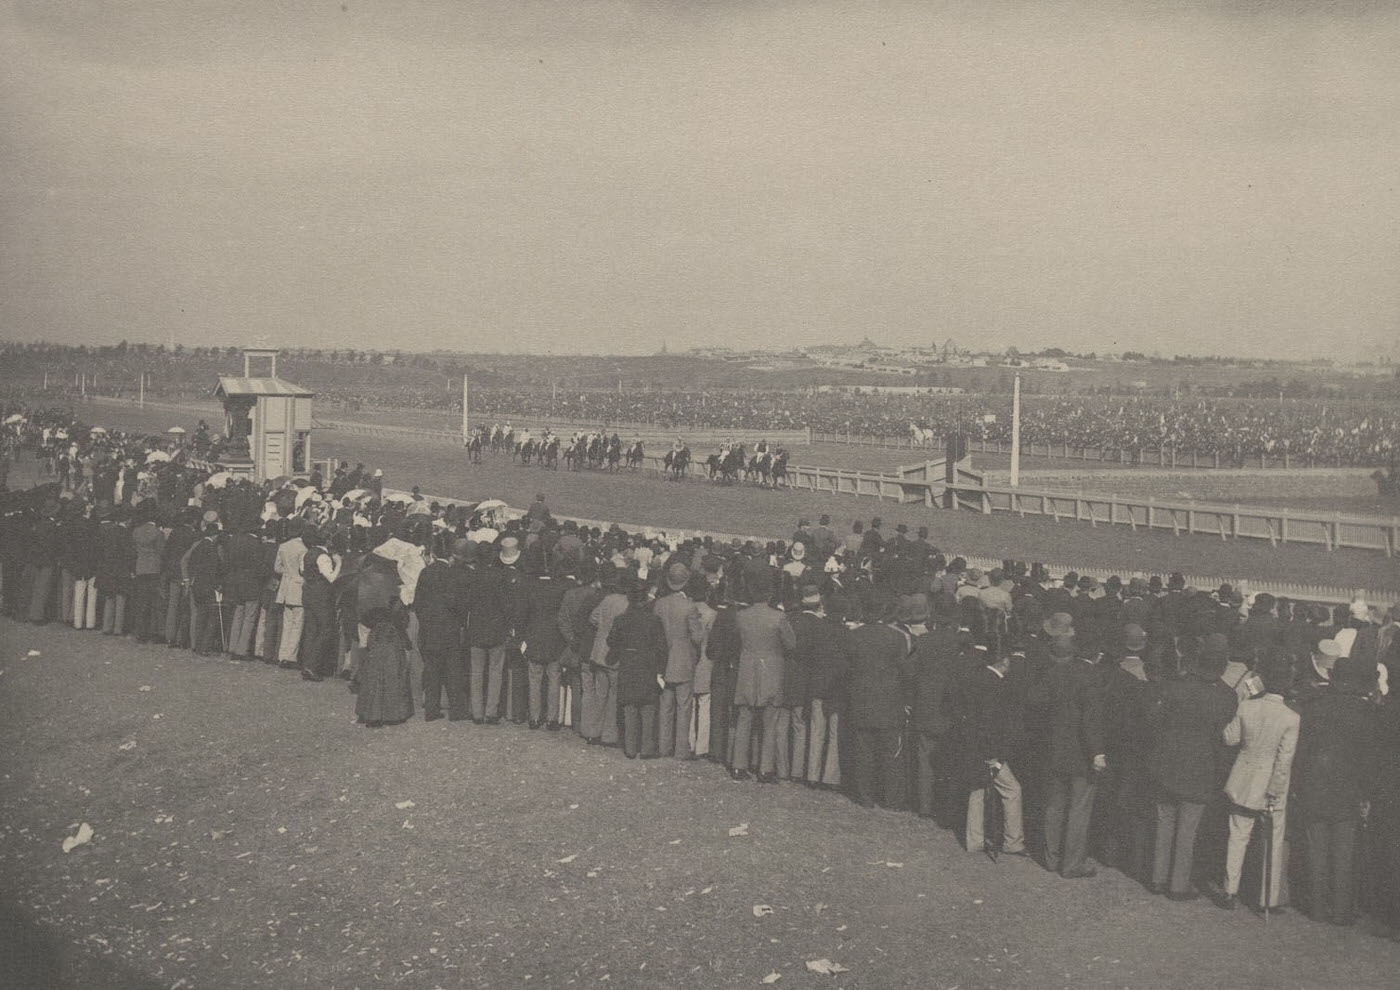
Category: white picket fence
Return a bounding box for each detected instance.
[384,490,1394,612]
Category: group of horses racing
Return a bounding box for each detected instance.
[464,423,792,488]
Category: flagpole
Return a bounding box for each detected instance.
[467,372,478,448]
[1010,372,1021,488]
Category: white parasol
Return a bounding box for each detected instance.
[3,413,23,425]
[205,471,232,489]
[145,450,172,464]
[293,486,322,510]
[89,425,107,434]
[167,425,187,435]
[383,492,415,505]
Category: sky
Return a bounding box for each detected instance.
[3,0,1398,360]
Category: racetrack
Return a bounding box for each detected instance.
[3,617,1399,990]
[51,400,1400,593]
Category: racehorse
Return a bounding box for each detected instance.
[605,435,622,472]
[540,436,560,470]
[625,440,645,471]
[744,452,770,485]
[706,447,744,484]
[910,423,937,445]
[769,450,790,488]
[466,432,483,464]
[515,437,537,466]
[662,445,690,480]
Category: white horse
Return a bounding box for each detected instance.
[910,423,937,445]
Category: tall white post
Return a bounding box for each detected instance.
[81,372,86,397]
[43,371,48,390]
[139,371,145,408]
[1010,372,1021,488]
[467,375,478,445]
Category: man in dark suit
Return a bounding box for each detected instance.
[521,545,570,729]
[958,645,1027,856]
[414,537,470,722]
[790,582,847,789]
[185,522,225,656]
[467,538,523,724]
[1037,634,1107,878]
[908,594,961,823]
[1149,642,1238,899]
[845,593,915,809]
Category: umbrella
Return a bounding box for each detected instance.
[167,425,187,435]
[474,499,508,512]
[90,426,107,434]
[383,492,415,505]
[342,488,370,502]
[145,450,172,464]
[205,471,232,489]
[293,486,322,510]
[3,413,23,425]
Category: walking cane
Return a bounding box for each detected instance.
[215,589,227,653]
[1260,801,1273,922]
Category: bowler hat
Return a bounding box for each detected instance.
[665,561,691,591]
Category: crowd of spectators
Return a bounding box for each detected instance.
[3,402,1400,939]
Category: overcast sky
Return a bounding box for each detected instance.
[3,1,1397,360]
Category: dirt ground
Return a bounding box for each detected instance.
[2,617,1399,990]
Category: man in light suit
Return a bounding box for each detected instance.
[273,519,308,669]
[1214,656,1300,912]
[653,562,704,759]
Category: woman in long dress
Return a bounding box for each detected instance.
[355,600,415,727]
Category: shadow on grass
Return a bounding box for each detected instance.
[0,902,165,990]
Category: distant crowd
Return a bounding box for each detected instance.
[3,402,1400,940]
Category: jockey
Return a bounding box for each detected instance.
[672,436,684,453]
[755,438,768,454]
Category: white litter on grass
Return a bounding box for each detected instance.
[276,826,287,834]
[805,959,849,976]
[118,741,136,751]
[394,800,416,810]
[27,650,41,657]
[751,905,774,918]
[557,854,578,864]
[62,823,93,853]
[568,803,580,810]
[401,819,414,830]
[668,838,682,845]
[761,972,783,984]
[728,822,750,837]
[138,685,153,692]
[701,885,714,895]
[867,860,903,868]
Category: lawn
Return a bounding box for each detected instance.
[3,618,1399,990]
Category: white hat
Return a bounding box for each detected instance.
[791,541,805,560]
[1350,599,1371,621]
